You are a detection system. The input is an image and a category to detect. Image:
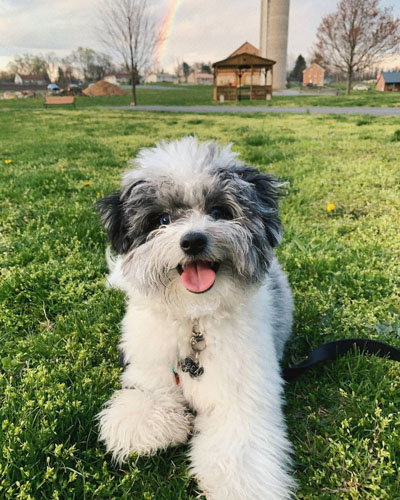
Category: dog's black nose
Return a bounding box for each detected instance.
[180,232,208,255]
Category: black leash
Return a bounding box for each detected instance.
[119,338,400,383]
[282,338,400,382]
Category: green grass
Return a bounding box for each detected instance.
[1,84,400,110]
[1,109,400,499]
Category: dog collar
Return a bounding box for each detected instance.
[177,322,206,380]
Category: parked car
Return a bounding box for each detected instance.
[47,83,60,91]
[353,84,370,91]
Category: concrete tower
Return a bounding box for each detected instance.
[259,0,290,89]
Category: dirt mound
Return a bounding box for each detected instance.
[83,79,125,97]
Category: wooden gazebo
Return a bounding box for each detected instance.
[213,53,276,101]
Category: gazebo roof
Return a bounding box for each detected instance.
[213,52,276,70]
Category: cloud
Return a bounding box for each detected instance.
[161,0,259,67]
[0,0,98,56]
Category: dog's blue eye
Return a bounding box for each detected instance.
[160,214,171,225]
[210,208,224,220]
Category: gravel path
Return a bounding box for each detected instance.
[110,104,400,116]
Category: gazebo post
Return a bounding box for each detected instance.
[250,66,253,100]
[264,69,267,99]
[270,66,274,95]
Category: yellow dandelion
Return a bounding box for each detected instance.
[5,159,12,164]
[327,203,335,212]
[83,181,91,187]
[327,121,332,125]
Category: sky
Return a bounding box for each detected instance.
[1,0,399,72]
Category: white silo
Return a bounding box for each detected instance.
[259,0,290,89]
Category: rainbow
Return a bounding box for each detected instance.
[154,0,183,67]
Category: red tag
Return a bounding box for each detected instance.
[171,365,180,385]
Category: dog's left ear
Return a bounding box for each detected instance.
[235,166,285,248]
[96,191,133,254]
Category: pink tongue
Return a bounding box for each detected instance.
[180,262,216,293]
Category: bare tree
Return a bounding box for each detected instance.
[97,0,163,105]
[314,0,400,95]
[42,52,60,82]
[69,47,115,82]
[8,53,51,80]
[173,59,184,83]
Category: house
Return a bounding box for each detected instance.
[303,63,325,87]
[187,72,214,85]
[14,73,47,85]
[145,72,175,84]
[376,72,400,91]
[104,73,131,85]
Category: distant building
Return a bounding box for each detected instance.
[303,64,325,87]
[376,72,400,92]
[14,73,46,85]
[146,72,175,84]
[187,72,214,85]
[104,73,131,85]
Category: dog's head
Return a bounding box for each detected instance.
[97,137,284,311]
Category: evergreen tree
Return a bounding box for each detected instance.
[289,55,306,82]
[182,62,190,82]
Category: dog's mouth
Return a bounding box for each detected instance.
[177,261,220,294]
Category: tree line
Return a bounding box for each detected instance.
[2,48,118,86]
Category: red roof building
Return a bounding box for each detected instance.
[303,64,325,87]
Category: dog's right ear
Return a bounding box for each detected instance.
[96,192,133,254]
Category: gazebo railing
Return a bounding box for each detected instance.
[214,84,272,102]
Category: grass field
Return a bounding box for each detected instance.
[1,108,400,499]
[1,84,400,110]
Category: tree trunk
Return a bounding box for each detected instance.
[130,71,136,106]
[131,83,136,106]
[346,67,353,96]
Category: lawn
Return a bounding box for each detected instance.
[1,109,399,499]
[1,84,400,110]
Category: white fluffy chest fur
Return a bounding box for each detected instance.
[120,279,283,413]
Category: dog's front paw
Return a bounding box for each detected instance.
[97,388,192,462]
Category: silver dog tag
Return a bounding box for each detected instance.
[191,334,206,352]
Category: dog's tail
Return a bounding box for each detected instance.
[105,247,129,293]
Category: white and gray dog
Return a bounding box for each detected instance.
[96,137,296,499]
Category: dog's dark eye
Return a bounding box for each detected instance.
[210,207,228,220]
[159,213,171,225]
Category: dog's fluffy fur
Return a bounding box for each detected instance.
[96,137,295,499]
